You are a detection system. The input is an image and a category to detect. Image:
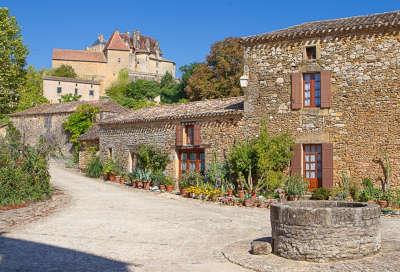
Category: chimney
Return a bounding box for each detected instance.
[98,34,104,42]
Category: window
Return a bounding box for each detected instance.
[89,90,94,96]
[179,149,205,176]
[303,73,321,107]
[57,87,62,94]
[44,116,52,130]
[185,125,194,146]
[74,88,78,95]
[306,46,317,60]
[303,144,322,189]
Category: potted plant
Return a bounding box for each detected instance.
[244,195,253,207]
[179,177,190,197]
[377,190,393,209]
[102,159,117,182]
[141,169,152,190]
[284,175,308,201]
[164,176,175,192]
[128,171,138,188]
[226,183,235,197]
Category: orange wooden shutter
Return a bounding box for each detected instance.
[176,124,183,146]
[194,124,201,146]
[322,143,333,188]
[320,71,332,108]
[291,72,302,110]
[290,143,302,176]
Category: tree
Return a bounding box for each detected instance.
[17,66,49,111]
[48,64,77,78]
[59,93,81,103]
[185,38,244,100]
[63,104,99,150]
[106,70,184,110]
[0,8,28,114]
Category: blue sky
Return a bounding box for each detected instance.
[2,1,399,77]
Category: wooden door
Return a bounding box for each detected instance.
[303,144,322,189]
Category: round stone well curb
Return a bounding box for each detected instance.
[270,201,381,262]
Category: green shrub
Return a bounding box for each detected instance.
[0,125,52,206]
[180,171,204,187]
[359,178,380,202]
[85,156,103,178]
[136,144,169,172]
[284,175,308,197]
[102,158,119,176]
[311,188,331,200]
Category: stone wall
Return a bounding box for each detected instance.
[270,201,381,262]
[243,31,400,187]
[99,115,243,181]
[11,113,70,152]
[79,141,98,170]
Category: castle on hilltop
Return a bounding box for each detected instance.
[44,30,176,103]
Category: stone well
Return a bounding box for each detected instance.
[270,201,381,262]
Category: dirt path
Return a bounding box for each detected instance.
[0,161,267,271]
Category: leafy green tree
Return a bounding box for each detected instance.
[17,66,49,111]
[59,93,81,103]
[136,144,170,172]
[48,64,77,78]
[185,38,243,100]
[0,8,28,114]
[106,70,184,110]
[63,104,99,149]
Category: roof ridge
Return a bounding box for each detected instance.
[242,10,400,42]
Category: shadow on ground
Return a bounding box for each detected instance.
[0,233,133,272]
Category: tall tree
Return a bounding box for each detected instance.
[0,8,28,114]
[17,66,48,111]
[48,64,77,78]
[185,38,244,101]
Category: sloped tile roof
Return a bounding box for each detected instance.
[52,49,107,62]
[104,31,130,51]
[100,96,244,125]
[243,10,400,44]
[10,100,130,117]
[120,32,159,53]
[79,124,99,141]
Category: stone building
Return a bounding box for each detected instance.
[241,11,400,188]
[10,100,129,154]
[96,97,244,181]
[43,76,101,103]
[47,30,176,100]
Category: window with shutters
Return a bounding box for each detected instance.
[179,149,205,177]
[303,144,322,189]
[305,46,317,60]
[185,125,194,146]
[303,73,321,107]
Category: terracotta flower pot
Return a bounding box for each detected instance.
[132,181,138,188]
[109,174,116,182]
[377,200,389,209]
[251,192,257,200]
[180,188,188,197]
[120,177,125,184]
[238,190,245,199]
[115,176,121,183]
[144,182,150,190]
[244,198,253,207]
[166,185,174,192]
[137,181,143,189]
[227,189,233,197]
[159,184,166,191]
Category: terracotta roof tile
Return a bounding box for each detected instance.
[243,10,400,44]
[52,49,107,62]
[100,96,244,125]
[10,100,130,117]
[104,31,130,51]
